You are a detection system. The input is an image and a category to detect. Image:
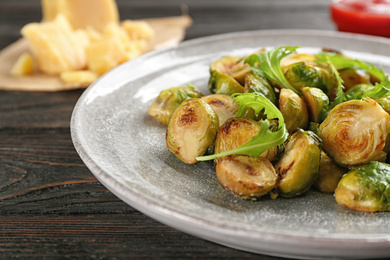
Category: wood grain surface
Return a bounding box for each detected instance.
[0,0,334,259]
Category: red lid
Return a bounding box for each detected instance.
[331,0,390,37]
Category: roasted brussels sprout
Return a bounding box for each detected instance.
[201,94,238,126]
[301,87,329,123]
[148,84,202,125]
[244,73,276,104]
[279,88,309,133]
[216,155,277,199]
[318,98,390,167]
[335,161,390,212]
[283,61,335,95]
[208,70,245,95]
[214,117,279,162]
[338,68,371,92]
[313,151,347,193]
[210,56,242,74]
[166,98,219,164]
[208,56,245,94]
[274,129,321,197]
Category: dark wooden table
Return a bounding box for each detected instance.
[0,0,335,259]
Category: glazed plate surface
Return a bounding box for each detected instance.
[71,30,390,259]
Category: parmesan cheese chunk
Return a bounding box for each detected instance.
[60,70,98,85]
[10,53,35,76]
[121,20,155,41]
[21,15,87,75]
[86,22,147,75]
[41,0,119,31]
[41,0,119,32]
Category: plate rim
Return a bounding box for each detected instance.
[71,29,390,259]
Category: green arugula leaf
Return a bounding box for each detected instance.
[344,75,390,101]
[315,52,385,82]
[245,46,301,94]
[196,93,288,161]
[328,62,346,110]
[363,76,390,99]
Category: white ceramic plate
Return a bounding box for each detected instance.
[71,30,390,260]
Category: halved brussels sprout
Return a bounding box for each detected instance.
[338,68,371,92]
[244,73,276,104]
[335,161,390,212]
[216,155,277,199]
[166,99,219,164]
[301,87,329,123]
[318,98,390,167]
[148,84,202,125]
[283,61,335,95]
[208,70,245,95]
[274,129,321,198]
[214,117,279,162]
[279,88,309,133]
[313,151,347,193]
[201,94,238,126]
[208,56,245,94]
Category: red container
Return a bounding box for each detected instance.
[331,0,390,38]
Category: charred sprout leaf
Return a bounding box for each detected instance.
[275,129,321,198]
[244,73,276,104]
[315,52,386,82]
[210,56,242,74]
[166,99,219,164]
[148,84,202,125]
[216,155,277,199]
[279,88,309,133]
[335,161,390,212]
[245,46,301,94]
[318,98,390,167]
[196,93,288,161]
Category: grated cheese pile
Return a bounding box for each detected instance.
[11,0,154,86]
